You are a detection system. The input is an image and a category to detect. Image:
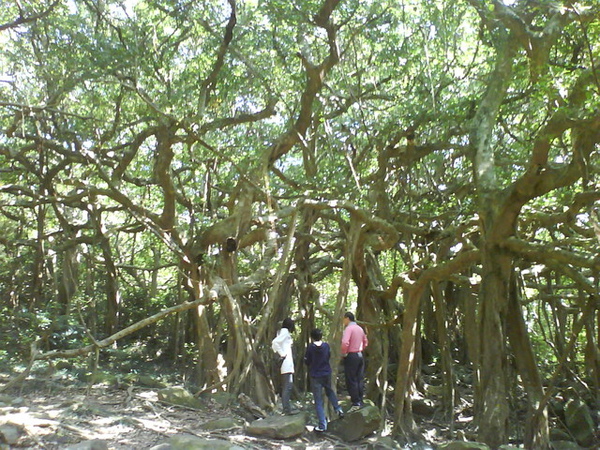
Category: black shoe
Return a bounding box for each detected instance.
[314,425,326,432]
[337,408,345,418]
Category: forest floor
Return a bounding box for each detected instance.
[0,360,510,450]
[0,372,441,450]
[0,377,312,449]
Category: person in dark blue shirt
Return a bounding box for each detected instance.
[304,328,344,432]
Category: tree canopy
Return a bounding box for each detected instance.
[1,0,599,447]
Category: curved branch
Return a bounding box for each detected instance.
[502,237,600,272]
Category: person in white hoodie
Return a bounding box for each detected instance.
[271,317,299,414]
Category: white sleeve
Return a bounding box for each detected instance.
[271,331,286,356]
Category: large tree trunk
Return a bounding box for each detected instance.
[469,20,516,443]
[432,281,454,421]
[355,249,401,414]
[294,208,318,392]
[217,281,276,408]
[393,284,427,437]
[475,246,511,447]
[56,246,79,316]
[329,220,360,391]
[87,203,122,337]
[192,304,220,389]
[32,203,47,308]
[185,259,220,390]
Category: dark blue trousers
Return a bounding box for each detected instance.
[344,352,365,406]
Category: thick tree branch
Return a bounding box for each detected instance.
[199,0,237,110]
[264,0,340,168]
[502,237,600,272]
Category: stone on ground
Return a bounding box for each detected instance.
[327,404,381,441]
[245,412,308,439]
[149,434,245,450]
[199,416,240,431]
[0,423,23,445]
[564,397,595,447]
[63,439,109,450]
[437,441,490,450]
[157,387,203,409]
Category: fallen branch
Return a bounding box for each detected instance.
[0,295,213,392]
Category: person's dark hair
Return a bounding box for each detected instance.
[344,311,355,321]
[311,328,323,341]
[282,317,295,333]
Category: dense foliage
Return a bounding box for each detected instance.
[1,0,599,447]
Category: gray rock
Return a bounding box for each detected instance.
[10,397,24,406]
[237,393,267,418]
[366,436,403,449]
[55,360,74,370]
[199,417,240,431]
[149,434,245,450]
[245,412,308,439]
[564,398,595,447]
[327,405,381,442]
[0,423,23,445]
[199,391,237,407]
[549,428,572,441]
[437,441,491,450]
[137,375,167,389]
[62,439,109,450]
[412,398,436,416]
[550,441,583,450]
[157,387,203,409]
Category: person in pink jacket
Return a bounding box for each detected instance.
[341,311,368,412]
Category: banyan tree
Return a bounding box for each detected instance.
[0,0,599,448]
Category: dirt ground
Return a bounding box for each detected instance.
[0,376,391,449]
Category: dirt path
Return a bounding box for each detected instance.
[0,379,362,449]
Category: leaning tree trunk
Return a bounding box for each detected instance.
[56,245,79,317]
[32,201,47,308]
[506,270,549,449]
[352,242,379,400]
